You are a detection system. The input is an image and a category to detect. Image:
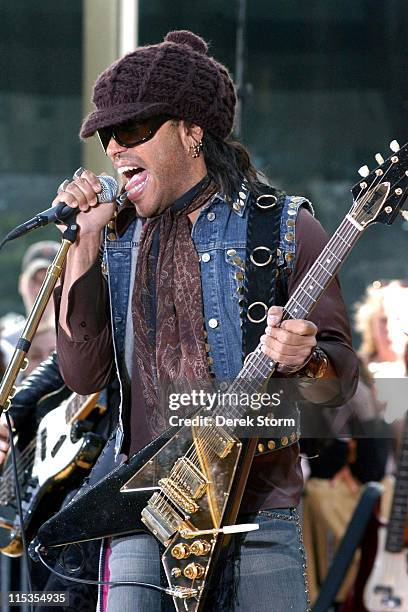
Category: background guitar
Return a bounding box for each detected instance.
[362,410,408,612]
[0,391,106,556]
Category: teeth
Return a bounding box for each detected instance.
[117,166,140,175]
[129,176,148,193]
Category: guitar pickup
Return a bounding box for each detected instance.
[158,478,199,514]
[195,425,236,459]
[170,457,209,499]
[141,492,191,546]
[51,435,67,458]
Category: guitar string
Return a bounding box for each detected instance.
[159,161,402,505]
[0,438,37,483]
[0,438,37,501]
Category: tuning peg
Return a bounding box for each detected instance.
[375,153,384,165]
[390,140,400,152]
[358,165,370,177]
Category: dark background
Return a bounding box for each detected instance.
[0,0,407,338]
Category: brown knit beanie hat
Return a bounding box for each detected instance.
[80,30,236,141]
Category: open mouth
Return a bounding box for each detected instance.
[118,166,149,196]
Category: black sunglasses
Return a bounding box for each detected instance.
[96,115,172,153]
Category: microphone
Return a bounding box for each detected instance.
[6,175,119,241]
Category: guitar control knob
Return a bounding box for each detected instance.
[171,567,182,578]
[190,539,211,556]
[183,563,205,580]
[70,420,93,443]
[171,543,191,560]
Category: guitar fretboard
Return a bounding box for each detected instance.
[386,411,408,553]
[209,216,361,426]
[64,394,90,424]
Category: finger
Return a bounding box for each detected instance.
[73,167,85,179]
[266,306,283,327]
[0,440,10,452]
[54,180,97,211]
[261,336,314,358]
[80,169,103,194]
[66,179,100,210]
[0,427,10,441]
[0,450,7,465]
[260,337,313,364]
[57,179,70,193]
[0,420,10,437]
[264,326,317,348]
[280,319,318,336]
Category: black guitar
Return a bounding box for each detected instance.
[35,142,408,611]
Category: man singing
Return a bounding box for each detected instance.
[53,30,358,611]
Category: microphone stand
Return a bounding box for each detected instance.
[0,217,78,416]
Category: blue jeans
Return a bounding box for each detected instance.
[105,508,310,612]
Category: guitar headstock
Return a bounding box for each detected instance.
[349,140,408,227]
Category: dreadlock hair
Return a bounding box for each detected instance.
[202,132,267,202]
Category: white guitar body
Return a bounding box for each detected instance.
[32,392,103,488]
[364,526,408,612]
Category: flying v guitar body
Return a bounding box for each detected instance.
[37,420,244,611]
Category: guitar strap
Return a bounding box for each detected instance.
[242,186,305,456]
[242,185,286,356]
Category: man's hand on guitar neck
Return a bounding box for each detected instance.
[260,305,340,402]
[260,305,318,372]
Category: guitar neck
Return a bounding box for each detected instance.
[64,392,101,425]
[386,411,408,552]
[283,216,361,319]
[212,216,362,424]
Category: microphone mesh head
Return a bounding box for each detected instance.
[98,175,118,202]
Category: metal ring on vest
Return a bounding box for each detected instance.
[247,301,268,323]
[255,194,278,210]
[249,246,273,267]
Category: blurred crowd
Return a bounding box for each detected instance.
[302,278,408,607]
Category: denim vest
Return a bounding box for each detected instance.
[103,190,312,457]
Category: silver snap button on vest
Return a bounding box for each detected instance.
[201,253,211,263]
[208,318,218,329]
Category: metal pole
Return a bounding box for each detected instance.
[119,0,139,56]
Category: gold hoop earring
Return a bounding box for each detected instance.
[190,140,203,158]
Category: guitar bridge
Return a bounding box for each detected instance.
[141,492,191,546]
